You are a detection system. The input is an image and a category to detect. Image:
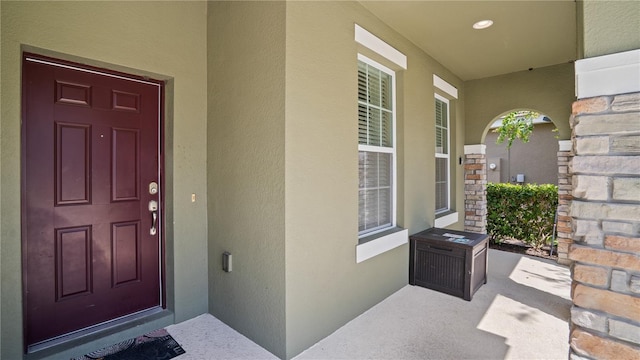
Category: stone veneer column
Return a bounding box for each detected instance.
[556,140,573,265]
[568,92,640,359]
[463,145,486,234]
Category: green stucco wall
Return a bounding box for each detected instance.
[284,2,464,358]
[207,1,287,358]
[206,1,466,358]
[581,0,640,58]
[1,2,208,358]
[486,123,559,185]
[464,63,575,145]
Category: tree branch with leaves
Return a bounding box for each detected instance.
[493,110,539,149]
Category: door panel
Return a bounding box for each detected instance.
[22,55,164,349]
[112,128,140,201]
[56,122,91,205]
[56,226,93,300]
[112,220,142,286]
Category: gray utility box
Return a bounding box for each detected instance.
[409,228,489,301]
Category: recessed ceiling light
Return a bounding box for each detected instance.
[473,20,494,30]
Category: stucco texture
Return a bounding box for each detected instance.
[284,2,465,358]
[1,2,208,359]
[582,0,640,58]
[207,1,467,358]
[486,123,559,185]
[464,63,575,144]
[207,1,287,358]
[2,1,587,359]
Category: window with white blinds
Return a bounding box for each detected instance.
[435,94,450,214]
[358,55,396,237]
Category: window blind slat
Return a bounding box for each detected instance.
[441,129,448,155]
[369,109,381,146]
[435,157,448,212]
[435,101,443,127]
[358,150,392,233]
[368,69,381,107]
[381,73,392,111]
[358,104,368,144]
[381,110,392,147]
[435,96,450,213]
[358,59,395,236]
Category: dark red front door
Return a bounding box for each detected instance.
[22,54,164,350]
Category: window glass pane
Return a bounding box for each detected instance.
[436,127,443,153]
[368,69,381,107]
[358,190,366,232]
[377,152,391,186]
[435,98,448,154]
[358,62,368,103]
[441,128,448,154]
[435,99,449,125]
[358,151,392,234]
[364,189,380,229]
[358,152,366,188]
[358,58,395,236]
[435,157,448,212]
[435,100,443,127]
[358,61,393,148]
[435,96,450,213]
[364,152,379,188]
[368,108,381,146]
[441,101,448,122]
[380,72,392,111]
[381,110,392,147]
[358,104,368,145]
[378,187,391,226]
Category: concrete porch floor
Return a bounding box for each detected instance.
[166,249,571,359]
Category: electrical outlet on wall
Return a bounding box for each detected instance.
[222,252,232,272]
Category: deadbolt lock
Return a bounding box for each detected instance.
[149,182,158,195]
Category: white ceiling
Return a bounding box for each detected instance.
[359,0,577,81]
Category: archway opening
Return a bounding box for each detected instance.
[482,109,559,185]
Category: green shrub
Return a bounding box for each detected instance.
[487,183,558,249]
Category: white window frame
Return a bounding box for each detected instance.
[354,24,408,263]
[433,74,459,228]
[357,54,397,238]
[435,93,451,215]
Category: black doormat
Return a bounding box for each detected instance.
[73,329,185,360]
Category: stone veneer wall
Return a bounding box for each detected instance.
[557,144,574,265]
[568,92,640,359]
[464,150,487,234]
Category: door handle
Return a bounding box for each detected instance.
[149,200,158,235]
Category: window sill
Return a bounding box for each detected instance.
[434,212,459,228]
[356,227,408,263]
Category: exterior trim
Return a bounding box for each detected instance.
[558,140,572,152]
[356,228,408,263]
[464,144,486,155]
[357,54,398,238]
[433,74,459,99]
[434,212,459,228]
[355,24,407,69]
[575,49,640,99]
[25,56,162,87]
[434,93,451,214]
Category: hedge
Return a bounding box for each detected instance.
[486,183,558,249]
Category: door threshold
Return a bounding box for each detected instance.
[28,307,165,354]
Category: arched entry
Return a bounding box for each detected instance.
[464,108,573,265]
[484,109,558,185]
